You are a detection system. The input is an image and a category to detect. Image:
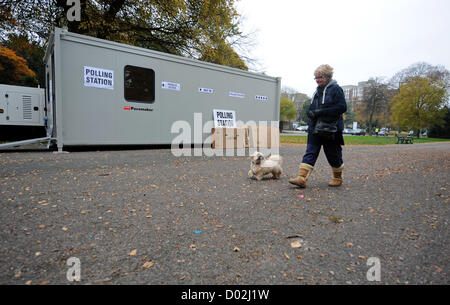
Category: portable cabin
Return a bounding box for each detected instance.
[44,28,281,151]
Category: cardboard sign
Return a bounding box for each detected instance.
[84,66,114,90]
[211,127,247,149]
[213,109,236,128]
[248,125,280,148]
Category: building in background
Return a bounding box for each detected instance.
[342,85,357,107]
[342,81,370,109]
[290,92,310,114]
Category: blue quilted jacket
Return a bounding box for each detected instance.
[307,79,347,132]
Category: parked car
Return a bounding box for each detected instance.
[296,126,308,131]
[352,129,366,136]
[378,128,388,136]
[343,128,353,134]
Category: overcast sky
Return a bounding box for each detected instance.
[236,0,450,96]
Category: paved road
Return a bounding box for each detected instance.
[0,143,448,284]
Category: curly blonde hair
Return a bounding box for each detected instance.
[314,64,334,78]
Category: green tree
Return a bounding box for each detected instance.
[280,96,297,122]
[1,0,249,70]
[198,39,247,70]
[299,98,311,124]
[344,102,356,126]
[429,106,450,139]
[390,77,448,134]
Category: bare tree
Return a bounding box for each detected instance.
[390,62,450,89]
[356,77,389,132]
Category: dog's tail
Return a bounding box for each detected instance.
[268,154,282,165]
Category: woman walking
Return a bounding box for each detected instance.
[289,64,347,188]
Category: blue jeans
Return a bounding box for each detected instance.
[302,132,343,168]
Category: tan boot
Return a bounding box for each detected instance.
[289,163,314,188]
[328,164,344,187]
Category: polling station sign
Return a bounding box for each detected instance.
[213,109,236,128]
[84,66,114,90]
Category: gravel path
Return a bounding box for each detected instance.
[0,142,448,284]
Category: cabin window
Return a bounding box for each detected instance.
[124,65,155,103]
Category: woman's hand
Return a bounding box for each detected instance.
[308,109,324,119]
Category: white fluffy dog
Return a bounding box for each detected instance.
[248,151,283,180]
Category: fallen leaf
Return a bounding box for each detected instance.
[14,270,22,278]
[290,241,302,248]
[62,227,68,231]
[142,261,154,269]
[329,215,344,224]
[434,265,443,273]
[233,246,240,252]
[128,249,137,256]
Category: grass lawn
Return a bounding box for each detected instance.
[280,135,450,145]
[1,137,448,147]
